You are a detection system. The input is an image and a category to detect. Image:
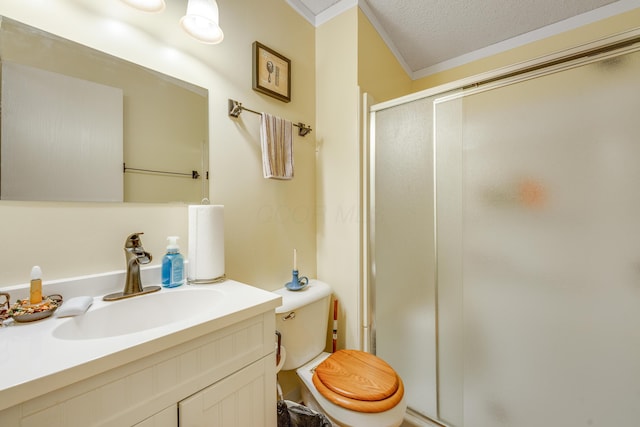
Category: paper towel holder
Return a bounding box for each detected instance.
[188,204,225,285]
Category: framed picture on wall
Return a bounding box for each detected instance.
[252,41,291,103]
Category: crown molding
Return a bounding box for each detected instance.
[316,0,357,26]
[285,0,316,25]
[285,0,357,26]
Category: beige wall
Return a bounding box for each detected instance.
[314,6,413,353]
[0,0,316,290]
[315,8,361,351]
[357,9,412,103]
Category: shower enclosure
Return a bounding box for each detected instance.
[369,33,640,427]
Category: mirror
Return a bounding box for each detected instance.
[0,16,209,203]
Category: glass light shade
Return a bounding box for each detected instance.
[119,0,166,13]
[180,0,224,44]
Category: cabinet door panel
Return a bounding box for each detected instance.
[133,405,177,427]
[179,357,275,427]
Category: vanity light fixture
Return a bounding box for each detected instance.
[180,0,224,44]
[120,0,224,44]
[119,0,166,13]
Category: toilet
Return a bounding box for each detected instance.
[274,280,406,427]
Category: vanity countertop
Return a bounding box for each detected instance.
[0,279,281,412]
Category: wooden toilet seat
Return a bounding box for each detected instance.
[312,349,404,413]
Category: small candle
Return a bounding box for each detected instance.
[294,248,297,271]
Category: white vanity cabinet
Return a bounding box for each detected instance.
[178,357,273,426]
[133,406,177,427]
[134,354,274,427]
[0,308,278,427]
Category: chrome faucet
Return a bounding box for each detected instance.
[103,232,161,301]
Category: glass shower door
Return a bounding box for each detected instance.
[435,46,640,426]
[372,96,439,419]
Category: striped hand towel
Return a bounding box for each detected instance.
[260,112,293,180]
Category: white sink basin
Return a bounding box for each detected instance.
[52,288,222,340]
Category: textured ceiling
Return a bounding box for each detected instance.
[290,0,629,78]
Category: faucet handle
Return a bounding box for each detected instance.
[125,232,145,249]
[125,232,152,264]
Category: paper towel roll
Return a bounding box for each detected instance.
[188,205,225,283]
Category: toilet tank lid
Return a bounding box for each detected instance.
[273,280,332,313]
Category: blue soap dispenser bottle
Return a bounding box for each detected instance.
[162,236,184,288]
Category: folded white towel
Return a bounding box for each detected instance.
[260,112,293,180]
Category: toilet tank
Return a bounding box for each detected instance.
[273,280,332,371]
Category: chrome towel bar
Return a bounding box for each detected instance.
[228,98,312,137]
